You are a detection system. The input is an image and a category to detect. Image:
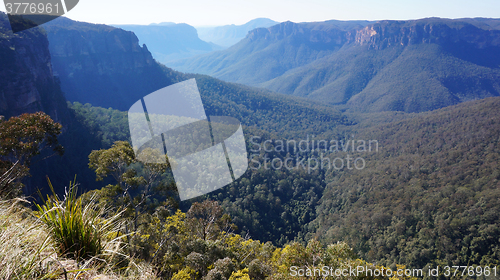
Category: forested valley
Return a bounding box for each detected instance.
[1,11,499,279]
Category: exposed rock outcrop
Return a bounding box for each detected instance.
[247,18,500,50]
[354,19,500,50]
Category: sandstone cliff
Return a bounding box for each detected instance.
[353,18,500,50]
[0,12,67,121]
[44,17,180,111]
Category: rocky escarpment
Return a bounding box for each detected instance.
[246,18,500,51]
[44,17,178,111]
[247,20,368,48]
[354,18,500,50]
[0,12,99,194]
[46,18,156,74]
[0,12,67,121]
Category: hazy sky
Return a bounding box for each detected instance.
[1,0,499,26]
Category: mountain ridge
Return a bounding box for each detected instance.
[196,18,278,47]
[43,17,181,111]
[171,17,500,113]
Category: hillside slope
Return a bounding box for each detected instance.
[311,96,500,267]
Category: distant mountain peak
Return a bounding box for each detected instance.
[149,22,176,26]
[196,18,279,47]
[113,23,217,64]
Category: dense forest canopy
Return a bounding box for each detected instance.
[68,96,500,272]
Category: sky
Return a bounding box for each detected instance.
[1,0,499,26]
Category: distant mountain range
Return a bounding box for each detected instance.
[42,16,350,136]
[171,18,500,113]
[112,18,278,65]
[113,23,222,64]
[196,18,278,47]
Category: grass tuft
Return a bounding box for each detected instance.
[0,178,159,279]
[0,198,63,279]
[35,178,126,265]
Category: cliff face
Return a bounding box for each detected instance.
[0,13,99,194]
[354,19,500,50]
[46,18,155,75]
[246,18,500,50]
[0,12,67,121]
[44,17,178,111]
[247,20,362,47]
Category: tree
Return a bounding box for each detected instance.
[205,257,236,280]
[88,141,139,188]
[0,112,63,197]
[88,142,171,206]
[134,147,172,211]
[187,200,235,241]
[88,140,175,240]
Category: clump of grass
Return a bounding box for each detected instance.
[0,198,63,279]
[0,179,160,279]
[35,178,126,266]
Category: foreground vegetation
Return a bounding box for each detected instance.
[0,112,419,279]
[0,196,156,279]
[2,96,500,279]
[67,97,500,272]
[1,189,419,279]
